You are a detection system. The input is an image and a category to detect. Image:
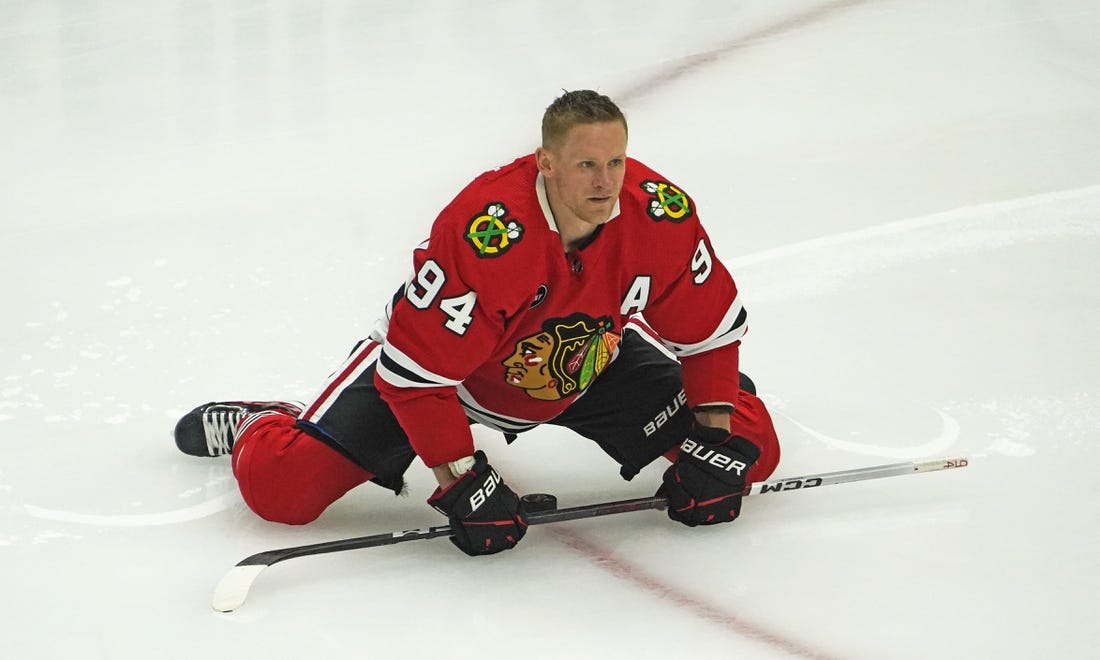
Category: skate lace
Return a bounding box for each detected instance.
[201,408,243,456]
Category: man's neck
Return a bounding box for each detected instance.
[558,220,599,253]
[561,223,604,253]
[536,171,611,253]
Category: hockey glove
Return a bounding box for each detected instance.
[428,450,527,556]
[659,425,761,526]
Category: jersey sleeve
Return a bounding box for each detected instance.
[374,205,531,467]
[637,196,747,411]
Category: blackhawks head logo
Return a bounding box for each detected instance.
[464,202,524,257]
[641,180,693,223]
[502,313,621,401]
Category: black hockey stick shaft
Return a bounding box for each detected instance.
[237,456,968,569]
[210,494,668,611]
[239,495,667,568]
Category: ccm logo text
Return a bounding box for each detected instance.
[759,477,823,493]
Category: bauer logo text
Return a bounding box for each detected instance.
[680,437,747,475]
[468,470,502,511]
[644,390,687,437]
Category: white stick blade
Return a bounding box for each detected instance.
[914,456,969,472]
[212,565,267,612]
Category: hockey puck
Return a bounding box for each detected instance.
[520,493,558,513]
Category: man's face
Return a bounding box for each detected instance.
[502,331,561,400]
[537,121,628,231]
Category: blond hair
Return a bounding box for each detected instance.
[541,90,628,149]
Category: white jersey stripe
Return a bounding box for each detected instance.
[623,318,678,361]
[457,385,542,432]
[660,294,747,356]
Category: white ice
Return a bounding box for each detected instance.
[2,1,1098,658]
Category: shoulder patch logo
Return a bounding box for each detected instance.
[641,180,693,223]
[464,202,524,257]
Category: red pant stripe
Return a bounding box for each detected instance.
[302,340,381,423]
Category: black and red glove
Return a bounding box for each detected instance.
[428,450,527,556]
[658,425,761,526]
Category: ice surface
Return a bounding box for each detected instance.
[2,1,1098,658]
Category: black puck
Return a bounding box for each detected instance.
[520,493,558,513]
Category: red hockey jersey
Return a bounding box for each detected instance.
[374,154,747,467]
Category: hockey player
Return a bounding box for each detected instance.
[174,90,781,556]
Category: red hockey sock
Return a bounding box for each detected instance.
[730,389,781,483]
[232,412,374,525]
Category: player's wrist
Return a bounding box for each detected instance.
[693,406,733,432]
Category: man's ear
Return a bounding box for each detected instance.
[535,146,553,175]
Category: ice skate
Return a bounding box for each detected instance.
[173,401,304,457]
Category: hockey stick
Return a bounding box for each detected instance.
[211,455,967,612]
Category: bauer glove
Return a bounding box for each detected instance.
[428,450,527,556]
[658,425,761,526]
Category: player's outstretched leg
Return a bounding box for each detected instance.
[173,401,304,457]
[230,412,375,524]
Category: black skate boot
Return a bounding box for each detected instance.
[173,401,304,457]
